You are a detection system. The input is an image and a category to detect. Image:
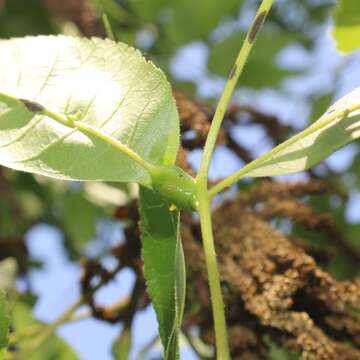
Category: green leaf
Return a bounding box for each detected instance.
[332,0,360,54]
[166,0,241,44]
[112,325,132,360]
[139,187,186,360]
[12,300,79,360]
[309,92,334,124]
[0,35,179,185]
[128,0,168,22]
[208,30,299,89]
[60,190,102,252]
[244,87,360,177]
[0,290,9,352]
[0,258,17,292]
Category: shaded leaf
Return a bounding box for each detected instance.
[166,0,241,44]
[332,0,360,54]
[60,190,102,252]
[244,87,360,177]
[139,187,185,360]
[0,0,54,37]
[112,325,132,360]
[208,30,299,88]
[0,290,9,352]
[90,0,134,23]
[0,35,179,185]
[12,299,79,360]
[309,92,334,123]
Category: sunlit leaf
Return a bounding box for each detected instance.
[244,87,360,177]
[0,36,179,185]
[332,0,360,54]
[139,187,186,360]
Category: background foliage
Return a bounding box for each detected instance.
[0,0,359,359]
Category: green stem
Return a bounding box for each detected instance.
[196,190,230,360]
[209,100,360,197]
[197,0,273,183]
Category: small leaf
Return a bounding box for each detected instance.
[244,87,360,178]
[332,0,360,54]
[0,290,9,352]
[112,325,132,360]
[264,336,299,360]
[139,187,186,360]
[12,299,79,360]
[0,35,179,185]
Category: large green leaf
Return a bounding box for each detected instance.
[0,35,179,185]
[244,87,360,177]
[332,0,360,54]
[208,30,299,89]
[139,187,186,360]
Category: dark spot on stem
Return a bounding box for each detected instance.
[248,11,267,44]
[20,99,44,112]
[229,64,237,79]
